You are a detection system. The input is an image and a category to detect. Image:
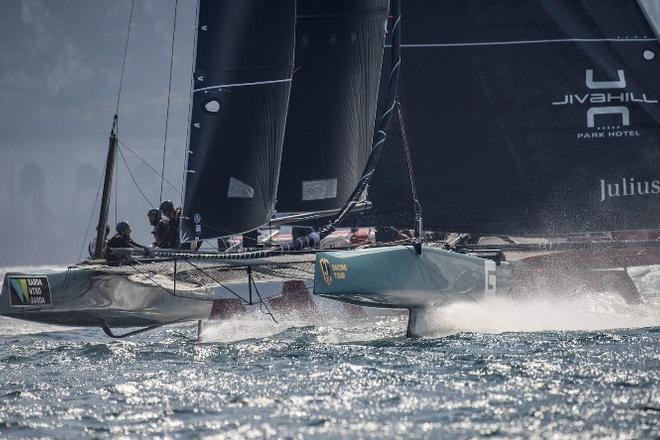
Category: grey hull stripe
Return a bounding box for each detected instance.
[194,78,291,93]
[386,37,657,49]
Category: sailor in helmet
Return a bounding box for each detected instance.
[105,221,144,264]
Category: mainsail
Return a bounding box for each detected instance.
[276,0,390,213]
[369,0,660,236]
[181,0,296,241]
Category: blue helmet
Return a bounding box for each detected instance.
[116,221,131,234]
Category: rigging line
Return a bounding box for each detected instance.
[117,144,154,207]
[124,258,228,302]
[118,141,182,196]
[115,0,136,115]
[124,260,176,297]
[397,100,423,239]
[78,164,106,261]
[181,0,201,208]
[113,116,120,227]
[123,259,186,300]
[386,37,658,49]
[251,277,277,323]
[193,78,291,92]
[184,259,250,304]
[160,0,179,202]
[114,135,119,227]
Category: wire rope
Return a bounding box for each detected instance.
[114,0,135,115]
[180,0,201,208]
[117,145,154,207]
[77,166,106,261]
[160,0,179,202]
[396,100,423,240]
[119,141,182,196]
[111,0,135,228]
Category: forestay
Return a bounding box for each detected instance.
[181,0,296,241]
[369,0,660,235]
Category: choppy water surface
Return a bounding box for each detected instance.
[0,267,659,439]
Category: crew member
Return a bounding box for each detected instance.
[159,200,180,249]
[106,221,144,264]
[147,208,168,247]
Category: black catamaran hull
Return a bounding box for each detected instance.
[1,267,214,327]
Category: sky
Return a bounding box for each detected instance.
[0,0,197,265]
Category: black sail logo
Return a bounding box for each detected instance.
[319,258,332,285]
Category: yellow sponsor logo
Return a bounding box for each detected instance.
[320,258,332,285]
[331,263,347,280]
[319,259,349,285]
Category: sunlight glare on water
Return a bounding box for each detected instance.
[0,264,658,438]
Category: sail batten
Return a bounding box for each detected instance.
[193,78,292,93]
[181,0,296,242]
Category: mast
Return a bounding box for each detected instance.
[94,115,119,259]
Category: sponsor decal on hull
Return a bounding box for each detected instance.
[319,258,332,286]
[319,258,349,287]
[8,276,52,307]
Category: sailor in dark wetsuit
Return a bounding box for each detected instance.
[158,200,201,250]
[105,222,144,264]
[159,200,182,249]
[147,208,169,248]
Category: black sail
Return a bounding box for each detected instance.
[181,0,296,241]
[370,0,660,236]
[275,0,390,213]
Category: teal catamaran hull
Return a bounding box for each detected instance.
[312,240,657,336]
[313,246,512,335]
